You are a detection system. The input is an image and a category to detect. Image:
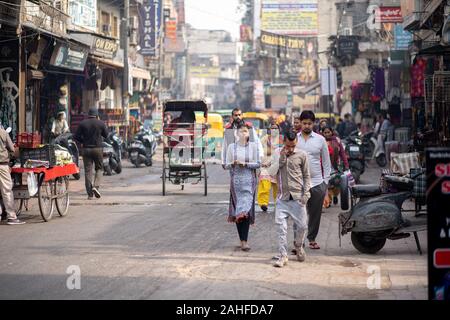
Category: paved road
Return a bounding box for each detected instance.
[0,151,427,299]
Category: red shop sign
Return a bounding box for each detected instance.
[376,7,403,23]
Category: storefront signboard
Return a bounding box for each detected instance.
[50,43,88,71]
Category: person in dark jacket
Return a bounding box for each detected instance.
[74,108,109,200]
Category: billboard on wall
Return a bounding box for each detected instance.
[253,81,265,111]
[261,0,318,36]
[139,0,162,57]
[68,0,97,32]
[189,67,220,78]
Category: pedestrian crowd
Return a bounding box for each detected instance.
[221,108,368,268]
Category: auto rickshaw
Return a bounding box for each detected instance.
[214,109,233,126]
[242,112,269,136]
[196,112,224,160]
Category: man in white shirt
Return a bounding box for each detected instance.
[295,111,331,250]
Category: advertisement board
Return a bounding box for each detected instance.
[189,67,220,78]
[68,0,97,31]
[427,148,450,300]
[253,81,265,111]
[394,24,413,50]
[139,0,162,57]
[261,0,318,36]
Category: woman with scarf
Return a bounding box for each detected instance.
[321,126,349,208]
[225,124,261,251]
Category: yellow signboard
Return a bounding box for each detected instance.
[261,0,318,35]
[189,67,221,78]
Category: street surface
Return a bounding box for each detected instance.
[0,148,427,300]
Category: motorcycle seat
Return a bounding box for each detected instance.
[351,185,382,197]
[384,175,414,191]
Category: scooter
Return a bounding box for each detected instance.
[370,133,387,167]
[128,128,155,168]
[108,131,123,174]
[53,132,81,180]
[342,133,365,184]
[102,138,122,176]
[338,169,426,255]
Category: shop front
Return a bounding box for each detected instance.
[68,32,125,134]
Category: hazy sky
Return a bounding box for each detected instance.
[185,0,243,40]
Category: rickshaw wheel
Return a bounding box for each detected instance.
[38,180,55,222]
[55,177,70,217]
[203,162,208,196]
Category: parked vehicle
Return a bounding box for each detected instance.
[102,132,122,176]
[53,132,81,180]
[339,169,426,255]
[128,127,155,167]
[341,133,365,184]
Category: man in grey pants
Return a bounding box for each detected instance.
[74,108,109,200]
[0,126,25,225]
[296,111,331,250]
[269,131,311,268]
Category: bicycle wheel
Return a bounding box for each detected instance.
[38,179,54,222]
[55,177,70,217]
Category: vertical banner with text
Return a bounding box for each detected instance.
[139,0,162,56]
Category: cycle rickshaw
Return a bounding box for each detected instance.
[162,100,208,196]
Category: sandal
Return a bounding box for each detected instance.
[309,242,321,250]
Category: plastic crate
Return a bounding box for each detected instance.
[20,145,56,168]
[17,132,42,148]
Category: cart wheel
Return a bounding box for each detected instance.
[203,162,208,196]
[55,177,70,217]
[38,180,55,222]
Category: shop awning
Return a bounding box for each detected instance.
[132,67,151,80]
[90,56,124,69]
[420,0,444,27]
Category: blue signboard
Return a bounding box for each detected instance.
[139,0,162,56]
[394,24,413,51]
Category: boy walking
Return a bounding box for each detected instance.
[269,131,311,268]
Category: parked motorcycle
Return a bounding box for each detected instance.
[53,132,81,180]
[342,133,365,184]
[108,131,123,174]
[128,128,156,168]
[339,169,426,254]
[102,135,122,176]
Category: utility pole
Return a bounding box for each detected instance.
[123,0,130,142]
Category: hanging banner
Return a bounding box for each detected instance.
[139,0,162,57]
[261,0,318,36]
[260,30,317,60]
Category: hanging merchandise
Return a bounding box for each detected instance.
[100,69,117,90]
[411,58,426,98]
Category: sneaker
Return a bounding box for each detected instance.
[7,219,26,225]
[87,196,94,200]
[273,255,288,268]
[261,205,268,212]
[296,246,306,262]
[92,187,101,199]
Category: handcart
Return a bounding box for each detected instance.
[162,100,208,196]
[11,163,79,222]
